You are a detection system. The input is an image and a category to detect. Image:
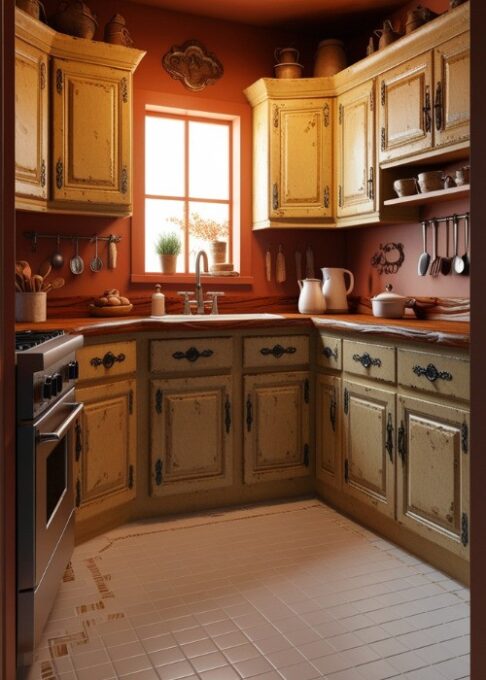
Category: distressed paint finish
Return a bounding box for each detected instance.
[244,371,310,484]
[343,378,396,518]
[243,334,309,368]
[150,375,233,496]
[316,373,342,490]
[397,347,469,401]
[343,338,396,384]
[434,32,470,148]
[397,394,469,558]
[77,340,136,382]
[150,337,233,373]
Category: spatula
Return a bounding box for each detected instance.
[429,219,441,276]
[417,221,430,276]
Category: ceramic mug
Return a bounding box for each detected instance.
[393,177,419,197]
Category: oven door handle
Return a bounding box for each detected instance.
[37,402,84,443]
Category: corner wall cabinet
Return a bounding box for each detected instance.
[15,8,145,216]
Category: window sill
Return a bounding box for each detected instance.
[131,273,254,286]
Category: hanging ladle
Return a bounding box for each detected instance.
[452,214,465,274]
[70,238,85,275]
[51,235,64,269]
[89,236,103,272]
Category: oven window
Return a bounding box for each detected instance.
[46,440,67,526]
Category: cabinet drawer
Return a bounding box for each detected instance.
[316,334,342,371]
[243,335,309,368]
[151,337,232,373]
[77,341,136,381]
[343,340,396,383]
[398,348,469,401]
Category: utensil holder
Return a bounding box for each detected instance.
[15,292,47,323]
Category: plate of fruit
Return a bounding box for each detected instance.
[89,290,133,316]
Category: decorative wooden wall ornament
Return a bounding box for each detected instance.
[371,242,405,274]
[162,40,224,91]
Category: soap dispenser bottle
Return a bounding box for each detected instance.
[151,284,165,317]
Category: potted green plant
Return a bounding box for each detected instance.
[155,232,181,274]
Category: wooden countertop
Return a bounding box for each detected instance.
[15,313,470,349]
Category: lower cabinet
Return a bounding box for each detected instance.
[316,373,341,490]
[244,371,311,484]
[397,394,470,557]
[343,379,396,518]
[75,378,137,520]
[150,375,233,495]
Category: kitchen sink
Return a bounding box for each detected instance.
[153,313,285,322]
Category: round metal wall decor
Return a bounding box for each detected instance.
[162,40,224,91]
[371,242,405,274]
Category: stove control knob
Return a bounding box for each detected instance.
[51,373,63,396]
[42,377,52,400]
[68,361,79,380]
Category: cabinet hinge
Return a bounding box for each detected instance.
[56,68,63,94]
[338,103,343,125]
[303,444,310,467]
[304,378,310,404]
[344,387,349,415]
[461,512,469,547]
[381,81,386,106]
[121,77,128,103]
[246,395,253,432]
[40,159,46,188]
[323,102,330,127]
[56,159,63,190]
[75,421,82,462]
[434,81,443,131]
[381,127,386,152]
[40,61,46,90]
[385,413,394,463]
[368,166,374,201]
[272,183,279,210]
[75,478,81,508]
[461,422,468,454]
[344,459,349,482]
[273,104,279,128]
[155,388,163,414]
[121,166,128,194]
[128,389,134,415]
[398,421,406,462]
[128,464,134,489]
[369,88,375,111]
[224,395,231,434]
[324,185,330,209]
[338,184,343,209]
[154,459,163,486]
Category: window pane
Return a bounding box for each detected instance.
[189,122,229,200]
[145,199,185,273]
[188,201,229,272]
[146,116,184,196]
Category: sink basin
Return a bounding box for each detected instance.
[152,313,285,322]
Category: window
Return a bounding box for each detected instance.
[144,111,235,274]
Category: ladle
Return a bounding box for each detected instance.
[70,238,84,275]
[417,220,430,276]
[89,236,103,272]
[452,215,465,274]
[51,235,64,269]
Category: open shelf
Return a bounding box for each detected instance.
[383,184,470,207]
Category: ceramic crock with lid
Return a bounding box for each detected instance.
[371,284,416,318]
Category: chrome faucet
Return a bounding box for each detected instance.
[194,250,209,314]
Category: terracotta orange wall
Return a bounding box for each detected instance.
[16,0,346,302]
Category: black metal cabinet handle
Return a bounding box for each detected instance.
[172,347,213,362]
[434,81,443,131]
[155,388,163,414]
[224,396,231,434]
[353,352,382,369]
[322,346,338,360]
[329,388,337,432]
[260,344,297,359]
[246,395,253,432]
[398,421,406,461]
[412,363,452,382]
[344,387,349,415]
[385,413,393,463]
[75,421,82,462]
[423,85,431,132]
[154,459,163,486]
[90,351,125,369]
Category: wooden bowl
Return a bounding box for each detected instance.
[89,304,133,317]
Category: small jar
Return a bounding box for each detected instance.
[151,284,165,317]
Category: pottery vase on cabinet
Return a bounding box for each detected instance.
[104,13,133,46]
[374,20,401,50]
[321,267,354,313]
[313,39,346,77]
[50,0,98,39]
[274,46,303,79]
[298,278,326,314]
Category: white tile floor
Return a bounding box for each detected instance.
[27,500,470,680]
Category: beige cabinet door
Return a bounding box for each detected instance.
[150,375,233,496]
[397,395,469,558]
[433,33,470,149]
[343,379,395,517]
[336,81,375,218]
[15,38,48,201]
[378,52,433,163]
[51,57,131,211]
[316,374,341,490]
[75,378,136,520]
[271,99,333,220]
[244,371,311,484]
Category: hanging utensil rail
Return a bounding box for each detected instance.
[424,211,469,225]
[24,231,121,252]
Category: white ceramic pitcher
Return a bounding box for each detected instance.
[321,267,354,312]
[298,278,326,314]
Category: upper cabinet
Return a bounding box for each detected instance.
[15,8,145,216]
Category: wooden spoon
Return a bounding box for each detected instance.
[31,275,44,292]
[42,277,65,293]
[15,272,25,291]
[38,260,52,279]
[17,260,32,279]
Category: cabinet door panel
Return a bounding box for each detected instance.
[316,374,341,489]
[52,58,130,208]
[343,380,395,517]
[151,375,233,495]
[434,33,470,148]
[397,395,469,557]
[75,378,136,519]
[244,371,310,483]
[15,39,48,200]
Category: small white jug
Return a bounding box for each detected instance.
[298,278,326,314]
[321,267,354,312]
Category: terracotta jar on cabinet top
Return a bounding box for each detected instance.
[313,39,346,77]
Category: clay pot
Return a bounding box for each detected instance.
[393,178,419,197]
[313,39,347,77]
[160,254,177,274]
[405,6,438,34]
[209,241,227,266]
[104,13,134,46]
[274,62,303,79]
[50,0,97,39]
[374,20,401,50]
[274,47,300,64]
[417,170,449,192]
[16,0,44,20]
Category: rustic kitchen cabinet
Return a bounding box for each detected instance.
[244,79,334,229]
[244,371,311,483]
[315,373,341,490]
[396,394,469,558]
[14,7,144,215]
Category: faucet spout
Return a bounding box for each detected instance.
[195,250,209,314]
